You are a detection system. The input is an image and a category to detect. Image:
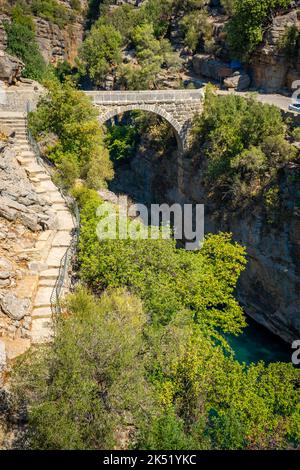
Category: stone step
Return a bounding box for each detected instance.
[34,287,53,308]
[36,174,52,182]
[16,147,31,153]
[44,191,65,204]
[40,268,60,280]
[16,156,35,166]
[39,278,57,287]
[32,307,53,318]
[56,211,75,231]
[30,318,53,344]
[24,165,44,176]
[46,247,67,268]
[52,203,68,212]
[35,181,59,194]
[20,150,36,158]
[52,231,72,247]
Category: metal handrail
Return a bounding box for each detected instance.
[26,103,80,318]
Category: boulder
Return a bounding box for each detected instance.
[0,50,24,85]
[193,54,232,80]
[224,72,251,91]
[0,292,30,321]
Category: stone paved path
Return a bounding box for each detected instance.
[9,113,75,345]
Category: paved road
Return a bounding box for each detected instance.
[217,89,294,113]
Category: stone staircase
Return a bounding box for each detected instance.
[0,112,75,350]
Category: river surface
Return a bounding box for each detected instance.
[226,316,291,364]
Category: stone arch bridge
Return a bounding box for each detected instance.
[84,89,205,152]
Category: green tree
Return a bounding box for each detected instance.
[192,86,296,202]
[79,23,122,87]
[226,0,290,60]
[12,287,155,449]
[119,23,181,90]
[180,5,213,52]
[29,78,113,189]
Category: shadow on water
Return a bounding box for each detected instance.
[225,316,292,364]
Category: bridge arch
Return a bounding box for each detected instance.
[85,89,204,153]
[98,103,184,152]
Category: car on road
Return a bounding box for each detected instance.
[289,102,300,113]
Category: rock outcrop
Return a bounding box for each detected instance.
[0,51,24,85]
[224,72,250,91]
[0,142,56,231]
[251,9,300,92]
[0,4,86,66]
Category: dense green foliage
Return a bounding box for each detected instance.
[193,86,298,203]
[119,23,181,90]
[28,79,113,189]
[178,0,214,53]
[8,0,76,28]
[4,6,46,81]
[12,286,300,449]
[105,121,139,162]
[79,23,122,87]
[79,0,181,89]
[226,0,291,59]
[74,185,247,332]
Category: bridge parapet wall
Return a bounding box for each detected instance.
[85,89,205,151]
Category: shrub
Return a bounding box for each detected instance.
[292,127,300,141]
[277,25,299,59]
[30,0,75,28]
[4,13,47,81]
[11,287,154,449]
[29,78,113,189]
[192,87,294,202]
[226,0,290,60]
[79,23,122,87]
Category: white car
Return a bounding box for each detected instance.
[289,102,300,113]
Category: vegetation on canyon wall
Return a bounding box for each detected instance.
[3,0,299,86]
[29,78,113,189]
[4,0,78,28]
[4,5,47,80]
[192,86,298,203]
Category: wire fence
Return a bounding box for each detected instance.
[26,102,80,318]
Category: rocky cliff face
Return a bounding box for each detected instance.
[0,1,86,65]
[0,132,55,345]
[179,154,300,343]
[251,9,300,92]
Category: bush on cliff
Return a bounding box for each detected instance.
[28,78,113,189]
[4,7,46,81]
[193,86,297,202]
[226,0,291,60]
